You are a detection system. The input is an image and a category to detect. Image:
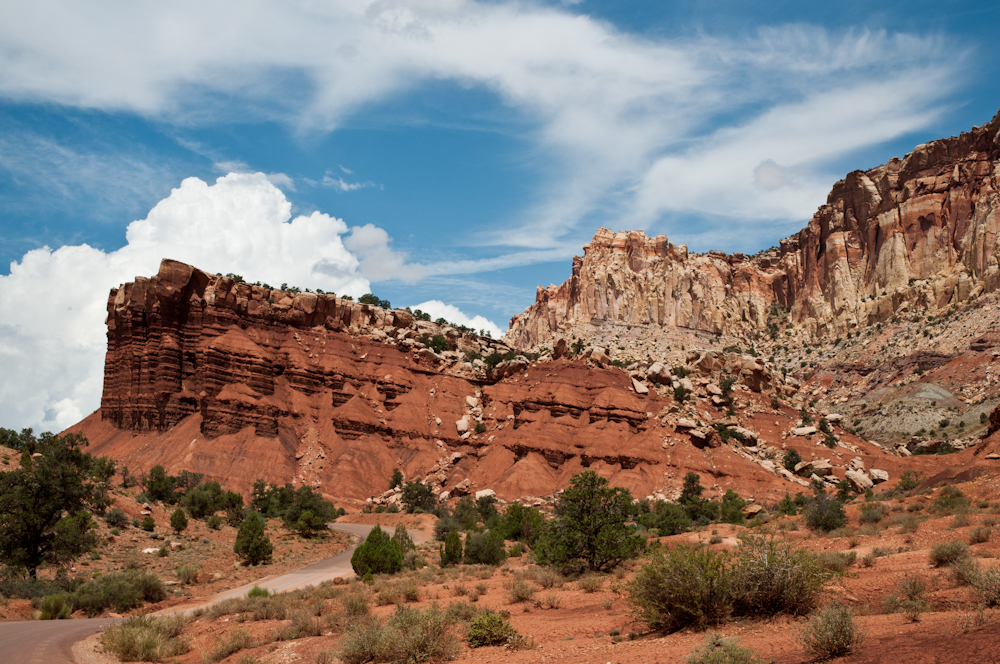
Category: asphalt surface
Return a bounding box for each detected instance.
[0,521,419,663]
[0,617,116,664]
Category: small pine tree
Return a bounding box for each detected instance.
[351,525,403,575]
[170,508,188,534]
[141,516,155,532]
[389,468,404,490]
[441,527,463,567]
[392,524,415,556]
[782,449,802,473]
[234,512,273,565]
[777,492,797,516]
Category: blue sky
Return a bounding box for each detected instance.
[1,0,998,431]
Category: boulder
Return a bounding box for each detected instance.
[451,478,472,496]
[645,362,671,384]
[869,469,889,484]
[631,377,649,395]
[552,337,568,360]
[810,460,833,476]
[676,418,697,429]
[845,469,874,492]
[706,383,722,396]
[824,413,843,423]
[455,418,469,434]
[743,503,764,517]
[792,426,817,436]
[475,489,496,500]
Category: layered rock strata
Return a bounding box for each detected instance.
[508,111,1000,349]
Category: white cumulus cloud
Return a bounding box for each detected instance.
[411,300,503,339]
[0,172,381,433]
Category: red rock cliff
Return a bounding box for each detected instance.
[507,110,1000,349]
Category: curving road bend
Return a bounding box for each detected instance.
[0,522,422,663]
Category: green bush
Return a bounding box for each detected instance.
[685,632,769,664]
[804,496,847,532]
[464,530,505,565]
[38,593,73,619]
[207,515,223,530]
[341,590,371,617]
[467,612,517,647]
[72,570,167,616]
[141,516,155,532]
[504,574,538,603]
[930,485,970,514]
[210,628,255,661]
[234,512,273,565]
[796,604,863,660]
[100,615,189,663]
[439,528,464,569]
[929,540,969,567]
[247,585,269,598]
[170,508,188,534]
[534,471,644,574]
[858,503,886,524]
[352,525,403,576]
[105,507,130,529]
[401,480,438,513]
[625,545,733,632]
[732,535,829,616]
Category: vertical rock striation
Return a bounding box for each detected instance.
[507,111,1000,349]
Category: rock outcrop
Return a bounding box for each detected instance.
[81,259,827,505]
[507,110,1000,350]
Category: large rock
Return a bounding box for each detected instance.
[792,426,817,436]
[645,362,671,384]
[631,377,649,395]
[845,469,874,492]
[869,469,889,484]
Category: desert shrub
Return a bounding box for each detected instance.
[816,551,856,574]
[278,610,324,640]
[403,584,420,602]
[577,575,604,593]
[339,605,459,664]
[497,503,544,544]
[804,496,847,532]
[352,525,403,575]
[732,535,828,616]
[175,565,197,585]
[929,540,969,567]
[207,515,224,530]
[464,530,505,565]
[467,611,517,647]
[782,450,802,473]
[858,503,886,525]
[719,490,746,525]
[105,507,130,529]
[101,615,189,663]
[338,616,393,664]
[971,565,1000,606]
[952,512,971,528]
[141,516,155,532]
[401,480,438,513]
[625,545,733,632]
[341,590,370,617]
[529,567,562,589]
[969,526,992,544]
[685,632,769,664]
[375,583,401,606]
[884,575,930,621]
[797,604,863,660]
[434,516,459,541]
[505,574,538,603]
[930,485,970,514]
[445,600,479,622]
[895,514,919,534]
[636,500,691,536]
[211,628,256,661]
[247,585,269,598]
[72,570,167,616]
[38,593,73,619]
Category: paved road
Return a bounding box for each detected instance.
[0,617,115,664]
[206,522,409,602]
[0,521,423,663]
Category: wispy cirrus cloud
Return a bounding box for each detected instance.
[0,2,966,255]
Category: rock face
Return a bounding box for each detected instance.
[507,111,1000,349]
[82,259,809,505]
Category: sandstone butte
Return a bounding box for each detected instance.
[72,108,1000,509]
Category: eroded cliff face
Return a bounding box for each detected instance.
[507,111,1000,350]
[84,259,816,505]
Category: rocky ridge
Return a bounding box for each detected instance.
[507,110,1000,355]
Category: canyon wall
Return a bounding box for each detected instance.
[83,259,815,505]
[507,111,1000,350]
